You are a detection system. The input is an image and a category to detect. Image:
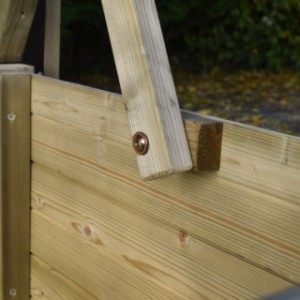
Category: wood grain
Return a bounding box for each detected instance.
[0,74,31,299]
[31,209,189,300]
[31,163,291,299]
[0,0,38,62]
[183,113,223,171]
[31,256,99,300]
[30,76,300,298]
[101,0,192,179]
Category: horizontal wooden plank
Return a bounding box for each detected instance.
[31,256,98,300]
[31,76,300,200]
[31,75,221,171]
[31,163,291,299]
[31,76,300,283]
[31,208,189,300]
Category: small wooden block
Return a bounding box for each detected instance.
[182,112,223,171]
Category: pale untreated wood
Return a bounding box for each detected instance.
[102,0,192,179]
[31,256,98,300]
[0,0,38,62]
[31,164,291,299]
[31,76,300,296]
[44,0,61,78]
[0,74,31,299]
[32,210,189,300]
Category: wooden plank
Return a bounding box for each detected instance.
[44,0,61,78]
[31,210,189,300]
[30,115,300,284]
[31,163,291,299]
[30,76,220,171]
[0,0,38,62]
[0,75,31,299]
[30,77,300,284]
[102,0,192,179]
[31,256,99,300]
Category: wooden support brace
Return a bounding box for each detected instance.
[0,65,32,299]
[101,0,193,180]
[0,0,38,62]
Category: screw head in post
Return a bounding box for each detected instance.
[132,132,149,155]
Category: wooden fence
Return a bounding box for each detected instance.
[2,71,299,299]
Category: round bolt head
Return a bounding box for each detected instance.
[9,289,17,297]
[132,132,149,155]
[7,113,16,121]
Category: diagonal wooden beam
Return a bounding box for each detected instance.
[101,0,193,180]
[0,0,38,62]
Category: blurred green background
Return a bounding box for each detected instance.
[59,0,300,135]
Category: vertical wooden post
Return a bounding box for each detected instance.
[0,66,32,299]
[44,0,61,78]
[0,0,38,62]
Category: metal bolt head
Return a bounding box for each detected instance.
[7,113,16,121]
[9,289,17,297]
[132,132,149,155]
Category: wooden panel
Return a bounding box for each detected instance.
[102,0,192,179]
[30,76,300,297]
[31,210,189,300]
[0,75,31,299]
[31,256,98,300]
[30,114,300,282]
[31,163,291,299]
[44,0,61,78]
[0,0,38,62]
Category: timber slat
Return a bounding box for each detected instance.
[30,75,300,297]
[31,256,98,300]
[31,210,189,300]
[31,164,291,299]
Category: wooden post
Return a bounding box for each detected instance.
[0,0,38,62]
[44,0,61,78]
[101,0,193,180]
[22,0,61,78]
[0,65,32,299]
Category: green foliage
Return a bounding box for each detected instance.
[60,0,300,77]
[61,0,115,79]
[157,0,300,72]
